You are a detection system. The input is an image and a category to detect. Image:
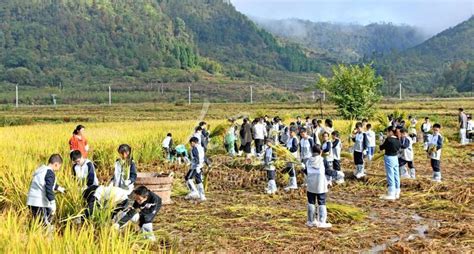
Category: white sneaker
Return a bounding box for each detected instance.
[306,221,318,227]
[284,185,298,191]
[401,173,410,179]
[199,195,207,202]
[317,222,332,228]
[380,194,396,200]
[185,191,199,200]
[432,178,442,183]
[355,172,366,179]
[395,192,400,199]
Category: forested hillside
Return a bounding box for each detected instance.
[374,16,474,94]
[0,0,327,89]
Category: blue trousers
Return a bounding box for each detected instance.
[384,155,400,195]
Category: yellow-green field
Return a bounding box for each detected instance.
[0,101,473,253]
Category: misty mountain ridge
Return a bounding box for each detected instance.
[253,17,427,63]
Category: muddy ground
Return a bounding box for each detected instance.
[146,143,473,252]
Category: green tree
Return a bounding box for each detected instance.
[5,67,33,85]
[317,64,383,119]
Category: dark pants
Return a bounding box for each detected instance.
[333,160,341,171]
[307,192,326,205]
[266,170,276,181]
[422,133,429,143]
[185,168,203,184]
[324,160,339,178]
[255,139,264,154]
[30,206,52,225]
[399,158,415,168]
[354,151,364,165]
[285,162,296,177]
[430,159,441,172]
[241,142,251,153]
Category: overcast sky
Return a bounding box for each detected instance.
[231,0,474,35]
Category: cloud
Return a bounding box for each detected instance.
[231,0,474,35]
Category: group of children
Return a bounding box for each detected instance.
[27,112,451,234]
[27,125,162,240]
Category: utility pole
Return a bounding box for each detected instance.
[188,85,191,105]
[15,85,18,108]
[399,82,402,100]
[250,85,253,104]
[108,86,112,105]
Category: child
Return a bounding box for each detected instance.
[311,119,322,145]
[82,185,130,220]
[299,128,315,175]
[185,137,206,201]
[224,119,237,156]
[331,131,342,172]
[26,154,66,226]
[284,127,299,191]
[70,150,99,188]
[199,122,210,151]
[253,118,267,157]
[408,116,418,143]
[399,129,416,179]
[467,115,473,142]
[175,144,190,165]
[321,132,345,184]
[323,119,334,135]
[421,117,431,148]
[114,186,162,241]
[379,126,401,200]
[459,108,468,145]
[352,122,368,179]
[427,124,443,182]
[263,138,277,194]
[111,144,137,195]
[193,126,203,146]
[365,124,376,161]
[162,133,173,161]
[305,145,331,228]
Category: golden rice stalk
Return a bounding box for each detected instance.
[210,123,228,138]
[271,144,298,163]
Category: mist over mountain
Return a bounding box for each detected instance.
[253,17,427,63]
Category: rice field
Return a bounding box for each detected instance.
[0,100,473,253]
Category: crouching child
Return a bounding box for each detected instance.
[305,145,332,228]
[114,186,162,241]
[26,154,66,228]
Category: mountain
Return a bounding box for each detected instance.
[253,18,426,63]
[0,0,327,89]
[161,0,329,76]
[374,16,474,94]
